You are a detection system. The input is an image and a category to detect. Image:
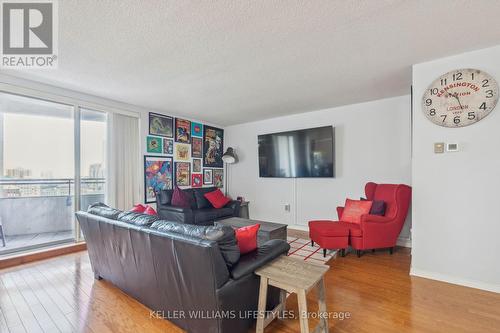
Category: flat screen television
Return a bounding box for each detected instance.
[258,126,335,178]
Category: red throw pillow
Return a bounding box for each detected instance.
[130,204,146,213]
[341,199,373,224]
[171,186,191,208]
[235,224,260,254]
[204,189,231,209]
[144,205,157,215]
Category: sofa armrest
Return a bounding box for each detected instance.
[360,214,392,224]
[226,200,241,217]
[336,206,344,220]
[230,239,290,280]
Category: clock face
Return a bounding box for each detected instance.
[422,68,499,127]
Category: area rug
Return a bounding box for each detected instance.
[286,237,336,264]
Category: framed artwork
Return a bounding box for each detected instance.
[174,143,190,161]
[192,174,202,188]
[149,112,173,138]
[147,136,163,154]
[213,169,224,188]
[163,138,173,155]
[175,162,191,186]
[175,118,191,143]
[203,125,224,167]
[193,159,202,172]
[191,137,202,158]
[191,122,203,137]
[144,156,173,203]
[203,169,213,185]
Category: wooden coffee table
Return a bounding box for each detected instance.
[255,256,330,333]
[216,217,287,245]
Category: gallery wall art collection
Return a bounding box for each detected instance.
[145,112,224,203]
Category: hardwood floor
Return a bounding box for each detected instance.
[1,248,499,333]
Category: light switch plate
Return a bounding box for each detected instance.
[434,142,445,154]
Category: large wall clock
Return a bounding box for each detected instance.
[422,68,499,127]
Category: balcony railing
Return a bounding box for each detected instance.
[0,178,105,255]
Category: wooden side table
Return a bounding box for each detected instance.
[255,256,330,333]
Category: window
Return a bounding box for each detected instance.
[0,93,108,255]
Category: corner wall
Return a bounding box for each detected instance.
[225,95,412,244]
[411,45,500,293]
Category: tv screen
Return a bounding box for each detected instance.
[258,126,335,178]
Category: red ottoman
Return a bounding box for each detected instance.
[308,220,349,257]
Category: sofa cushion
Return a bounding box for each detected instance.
[144,205,157,215]
[130,203,146,213]
[361,197,386,216]
[308,221,349,236]
[204,189,231,209]
[171,186,192,208]
[158,189,173,205]
[193,187,217,209]
[150,220,240,267]
[117,211,160,226]
[215,207,234,219]
[235,224,260,254]
[87,202,121,220]
[341,199,372,224]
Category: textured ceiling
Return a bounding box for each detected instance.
[3,0,500,125]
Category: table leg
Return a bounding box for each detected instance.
[317,278,329,333]
[297,289,310,333]
[256,277,269,333]
[279,289,286,318]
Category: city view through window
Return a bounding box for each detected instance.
[0,93,107,255]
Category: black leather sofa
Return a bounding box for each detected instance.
[156,187,241,225]
[76,203,289,333]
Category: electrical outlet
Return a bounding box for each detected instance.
[284,204,291,212]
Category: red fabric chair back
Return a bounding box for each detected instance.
[365,182,411,220]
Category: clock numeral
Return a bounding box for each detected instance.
[429,109,436,116]
[486,90,494,98]
[482,79,489,88]
[440,78,447,86]
[440,115,447,122]
[468,112,476,120]
[453,116,461,124]
[453,73,462,81]
[425,98,433,106]
[479,102,487,110]
[471,73,475,80]
[430,88,438,95]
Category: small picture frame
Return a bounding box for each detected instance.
[175,162,191,186]
[213,169,224,188]
[147,136,163,154]
[192,174,202,188]
[203,169,213,185]
[149,112,173,138]
[193,159,202,173]
[163,138,173,155]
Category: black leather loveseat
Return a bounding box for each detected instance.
[156,187,241,225]
[76,203,289,333]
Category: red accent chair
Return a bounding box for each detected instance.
[337,182,411,257]
[308,182,411,258]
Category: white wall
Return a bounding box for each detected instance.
[226,96,412,244]
[411,45,500,293]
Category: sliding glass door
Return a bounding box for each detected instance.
[0,93,107,254]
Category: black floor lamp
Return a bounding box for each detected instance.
[222,147,238,196]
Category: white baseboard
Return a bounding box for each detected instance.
[288,226,413,248]
[410,268,500,294]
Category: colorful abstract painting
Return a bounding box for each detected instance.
[191,137,202,158]
[192,174,202,188]
[175,162,191,186]
[144,156,173,203]
[163,138,173,155]
[149,113,173,138]
[175,118,191,143]
[191,122,203,137]
[213,169,224,188]
[193,159,202,172]
[203,169,213,185]
[175,144,190,161]
[147,136,163,154]
[203,125,224,167]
